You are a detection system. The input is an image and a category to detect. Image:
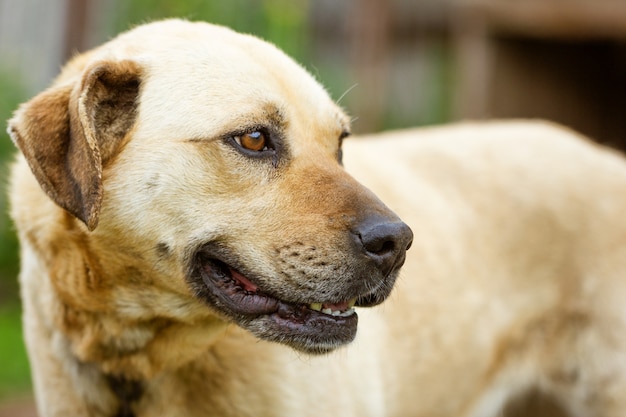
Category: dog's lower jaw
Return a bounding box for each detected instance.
[244,304,359,354]
[190,255,364,354]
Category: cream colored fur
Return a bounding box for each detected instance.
[345,124,626,417]
[8,19,626,417]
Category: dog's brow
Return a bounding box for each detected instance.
[235,104,288,134]
[184,106,288,144]
[235,103,287,132]
[263,104,287,128]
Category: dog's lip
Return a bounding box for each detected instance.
[195,255,359,319]
[190,249,395,353]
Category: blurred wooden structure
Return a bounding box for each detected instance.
[0,0,115,95]
[453,0,626,149]
[311,0,452,133]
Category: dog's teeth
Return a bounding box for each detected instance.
[309,303,322,311]
[310,303,356,317]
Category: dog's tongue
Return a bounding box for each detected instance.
[230,268,259,292]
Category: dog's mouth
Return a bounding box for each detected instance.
[191,251,386,354]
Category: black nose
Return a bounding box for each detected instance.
[355,217,413,276]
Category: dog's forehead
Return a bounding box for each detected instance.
[111,20,346,142]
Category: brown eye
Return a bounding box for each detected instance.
[235,131,268,152]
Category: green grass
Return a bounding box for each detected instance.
[0,69,23,302]
[0,67,31,401]
[0,307,31,400]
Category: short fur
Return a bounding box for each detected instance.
[8,19,626,417]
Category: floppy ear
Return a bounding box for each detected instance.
[8,60,141,231]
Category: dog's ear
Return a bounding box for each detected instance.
[8,60,141,231]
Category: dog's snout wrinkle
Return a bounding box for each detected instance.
[355,219,413,277]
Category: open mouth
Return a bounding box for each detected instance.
[199,256,358,318]
[190,250,385,353]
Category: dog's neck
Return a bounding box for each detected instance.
[27,259,230,415]
[106,376,144,417]
[15,184,236,416]
[59,306,227,378]
[26,208,228,375]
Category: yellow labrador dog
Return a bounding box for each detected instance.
[8,19,626,417]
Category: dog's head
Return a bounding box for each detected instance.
[9,20,412,354]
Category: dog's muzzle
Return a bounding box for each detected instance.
[187,216,413,354]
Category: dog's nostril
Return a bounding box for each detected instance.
[356,219,413,275]
[359,231,396,256]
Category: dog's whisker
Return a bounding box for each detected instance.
[337,83,359,105]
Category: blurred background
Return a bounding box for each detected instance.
[1,0,625,414]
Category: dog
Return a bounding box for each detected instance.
[8,19,626,417]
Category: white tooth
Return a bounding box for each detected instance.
[322,308,333,315]
[332,310,341,316]
[309,303,322,311]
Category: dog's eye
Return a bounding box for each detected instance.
[234,131,268,152]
